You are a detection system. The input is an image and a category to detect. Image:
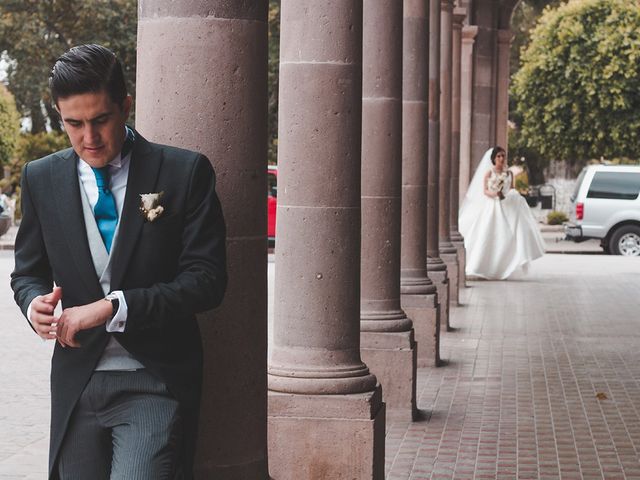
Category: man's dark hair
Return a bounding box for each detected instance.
[50,44,128,107]
[490,146,506,165]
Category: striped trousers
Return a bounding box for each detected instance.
[57,369,183,479]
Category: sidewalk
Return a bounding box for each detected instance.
[385,254,640,479]
[3,251,639,479]
[0,225,17,251]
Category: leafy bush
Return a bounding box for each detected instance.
[513,0,640,163]
[14,131,70,164]
[547,210,568,225]
[0,84,20,166]
[7,132,71,220]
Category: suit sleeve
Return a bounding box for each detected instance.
[10,162,54,329]
[121,154,227,333]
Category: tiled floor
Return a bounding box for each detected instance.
[385,254,640,479]
[2,251,639,479]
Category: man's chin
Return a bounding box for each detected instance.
[81,150,110,167]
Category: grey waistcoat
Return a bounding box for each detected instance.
[79,181,144,371]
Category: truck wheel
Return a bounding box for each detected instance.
[609,225,640,256]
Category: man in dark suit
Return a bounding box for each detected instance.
[11,44,227,479]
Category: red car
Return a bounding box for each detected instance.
[268,165,277,242]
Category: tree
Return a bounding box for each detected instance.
[0,84,20,165]
[0,0,137,133]
[512,0,640,163]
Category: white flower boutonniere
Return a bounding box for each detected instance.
[139,192,165,222]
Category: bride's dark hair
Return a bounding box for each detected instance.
[490,146,506,165]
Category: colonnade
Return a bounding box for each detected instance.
[136,0,518,478]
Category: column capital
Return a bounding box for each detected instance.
[452,7,467,28]
[440,0,454,13]
[462,24,478,42]
[498,29,514,45]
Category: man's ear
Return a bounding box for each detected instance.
[122,95,133,119]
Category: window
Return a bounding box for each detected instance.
[587,172,640,200]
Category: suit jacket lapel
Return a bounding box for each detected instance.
[50,150,104,298]
[110,133,162,289]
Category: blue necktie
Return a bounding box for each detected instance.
[92,166,118,252]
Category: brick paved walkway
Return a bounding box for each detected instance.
[2,252,639,479]
[386,254,640,479]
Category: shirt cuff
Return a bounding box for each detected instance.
[105,290,128,332]
[27,299,34,326]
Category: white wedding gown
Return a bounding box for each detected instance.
[459,150,545,280]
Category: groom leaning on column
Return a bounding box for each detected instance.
[11,44,227,479]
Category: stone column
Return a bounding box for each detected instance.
[459,25,478,203]
[426,0,450,332]
[401,0,441,368]
[438,0,459,307]
[361,0,417,421]
[470,5,498,171]
[496,29,513,153]
[450,7,467,291]
[136,3,268,478]
[268,2,385,479]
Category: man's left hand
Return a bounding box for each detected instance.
[56,299,112,348]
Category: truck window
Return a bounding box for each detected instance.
[587,172,640,200]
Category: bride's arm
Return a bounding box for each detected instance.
[483,170,497,198]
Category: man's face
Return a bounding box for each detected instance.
[57,90,132,168]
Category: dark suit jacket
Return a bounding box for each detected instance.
[10,132,227,479]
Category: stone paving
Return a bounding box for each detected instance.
[2,250,640,479]
[385,254,640,479]
[0,250,52,480]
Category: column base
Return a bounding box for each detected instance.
[361,330,417,422]
[452,240,466,289]
[400,293,440,367]
[440,252,459,307]
[268,386,385,480]
[428,269,450,332]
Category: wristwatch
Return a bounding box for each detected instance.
[105,292,119,320]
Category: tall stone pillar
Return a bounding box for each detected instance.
[361,0,417,421]
[450,7,467,291]
[459,25,479,203]
[496,29,513,153]
[401,0,441,368]
[438,0,459,307]
[136,3,269,478]
[470,6,498,171]
[268,2,385,479]
[426,0,450,332]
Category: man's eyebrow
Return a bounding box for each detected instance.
[63,112,113,123]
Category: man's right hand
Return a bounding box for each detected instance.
[30,287,62,340]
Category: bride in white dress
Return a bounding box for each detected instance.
[459,146,545,279]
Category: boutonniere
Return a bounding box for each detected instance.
[139,192,165,222]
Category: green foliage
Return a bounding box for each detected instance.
[515,177,529,193]
[0,0,137,132]
[512,0,640,163]
[4,132,71,219]
[510,0,562,77]
[268,0,280,165]
[15,131,70,164]
[0,84,20,165]
[547,210,569,225]
[509,124,549,184]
